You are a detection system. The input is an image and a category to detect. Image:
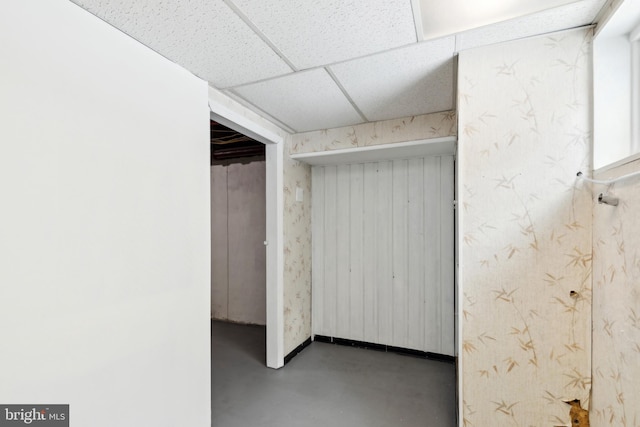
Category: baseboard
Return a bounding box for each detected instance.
[313,335,455,363]
[283,337,313,365]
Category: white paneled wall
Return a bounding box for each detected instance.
[312,156,454,355]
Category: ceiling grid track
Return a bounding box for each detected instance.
[225,40,423,90]
[223,0,299,72]
[225,88,299,134]
[325,67,369,123]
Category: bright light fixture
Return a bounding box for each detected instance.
[417,0,582,40]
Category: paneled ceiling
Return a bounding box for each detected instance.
[70,0,609,133]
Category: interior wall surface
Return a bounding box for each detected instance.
[211,160,267,325]
[290,111,456,155]
[283,141,313,354]
[286,110,457,356]
[591,159,640,426]
[457,27,593,426]
[312,157,455,356]
[0,1,211,425]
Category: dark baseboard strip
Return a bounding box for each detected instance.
[313,335,333,344]
[283,337,313,365]
[333,337,387,352]
[313,335,455,363]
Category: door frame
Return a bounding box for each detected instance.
[209,90,285,369]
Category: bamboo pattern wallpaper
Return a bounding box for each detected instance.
[283,136,313,355]
[458,28,593,426]
[591,158,640,427]
[290,110,456,155]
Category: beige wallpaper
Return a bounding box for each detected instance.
[458,28,593,426]
[290,110,456,155]
[283,136,313,354]
[591,159,640,426]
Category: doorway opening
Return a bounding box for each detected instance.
[210,120,267,328]
[209,95,284,369]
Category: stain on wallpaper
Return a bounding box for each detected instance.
[458,28,593,426]
[283,136,312,355]
[591,158,640,426]
[290,110,456,155]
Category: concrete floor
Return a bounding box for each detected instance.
[211,320,456,427]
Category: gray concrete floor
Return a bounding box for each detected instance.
[211,320,456,427]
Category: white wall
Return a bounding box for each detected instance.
[594,35,632,168]
[593,0,640,169]
[312,156,455,355]
[211,160,266,325]
[0,1,210,426]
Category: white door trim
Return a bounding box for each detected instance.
[209,93,285,369]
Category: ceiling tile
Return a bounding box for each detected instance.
[455,0,607,51]
[228,0,418,69]
[69,0,292,88]
[330,37,455,122]
[233,69,364,132]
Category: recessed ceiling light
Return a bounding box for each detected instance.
[417,0,582,39]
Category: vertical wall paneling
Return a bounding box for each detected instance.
[323,166,338,337]
[423,157,440,353]
[376,161,394,345]
[407,157,425,351]
[335,164,351,338]
[392,159,408,349]
[349,164,365,341]
[312,156,454,355]
[362,162,378,343]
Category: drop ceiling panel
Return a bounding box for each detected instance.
[233,69,364,132]
[69,0,292,88]
[456,0,607,51]
[229,0,418,69]
[69,0,610,134]
[420,0,584,39]
[331,37,455,122]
